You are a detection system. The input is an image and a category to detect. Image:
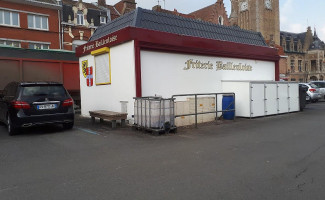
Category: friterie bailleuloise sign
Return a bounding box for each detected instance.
[183,59,253,71]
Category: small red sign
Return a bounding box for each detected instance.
[86,66,93,87]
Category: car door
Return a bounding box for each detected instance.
[320,82,325,98]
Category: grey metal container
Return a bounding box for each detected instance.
[134,97,175,129]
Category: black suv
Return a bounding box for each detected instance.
[0,82,75,135]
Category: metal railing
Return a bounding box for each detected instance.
[172,93,236,128]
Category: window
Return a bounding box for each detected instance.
[77,10,84,25]
[298,60,302,72]
[290,43,294,51]
[100,16,106,24]
[320,60,323,71]
[22,85,66,97]
[218,16,223,25]
[291,78,296,81]
[299,79,303,82]
[28,43,49,49]
[290,59,295,72]
[28,14,48,30]
[0,10,19,27]
[91,47,111,85]
[0,39,20,47]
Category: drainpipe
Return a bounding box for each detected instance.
[58,10,62,49]
[62,25,64,50]
[60,1,64,50]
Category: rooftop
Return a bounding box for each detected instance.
[89,7,267,47]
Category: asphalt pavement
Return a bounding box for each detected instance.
[0,102,325,200]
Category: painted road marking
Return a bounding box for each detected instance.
[75,127,100,135]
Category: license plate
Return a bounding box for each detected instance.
[37,104,57,110]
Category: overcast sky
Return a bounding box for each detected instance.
[83,0,325,41]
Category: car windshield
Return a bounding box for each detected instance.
[309,83,318,88]
[21,85,66,97]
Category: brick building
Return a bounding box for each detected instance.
[0,0,136,51]
[189,0,229,26]
[152,5,195,19]
[61,0,136,51]
[227,0,325,82]
[61,0,106,51]
[152,0,229,26]
[108,0,136,20]
[229,0,280,46]
[0,0,61,49]
[280,27,325,82]
[229,0,325,82]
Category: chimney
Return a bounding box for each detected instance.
[152,5,162,11]
[123,0,136,13]
[98,0,106,7]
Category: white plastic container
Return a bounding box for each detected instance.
[134,97,175,129]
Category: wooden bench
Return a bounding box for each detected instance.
[89,110,128,129]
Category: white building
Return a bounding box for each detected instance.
[76,8,281,120]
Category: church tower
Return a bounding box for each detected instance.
[229,0,280,45]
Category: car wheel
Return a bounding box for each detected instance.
[7,115,17,136]
[63,122,74,130]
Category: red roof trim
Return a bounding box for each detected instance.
[76,27,280,62]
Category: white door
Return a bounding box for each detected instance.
[265,83,278,115]
[288,83,299,112]
[278,83,289,114]
[251,83,265,117]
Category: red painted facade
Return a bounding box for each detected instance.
[76,27,280,97]
[0,56,79,95]
[0,1,60,49]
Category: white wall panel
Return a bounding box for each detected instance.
[79,41,136,118]
[140,51,275,98]
[222,81,250,117]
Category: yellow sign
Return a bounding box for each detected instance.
[82,60,88,78]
